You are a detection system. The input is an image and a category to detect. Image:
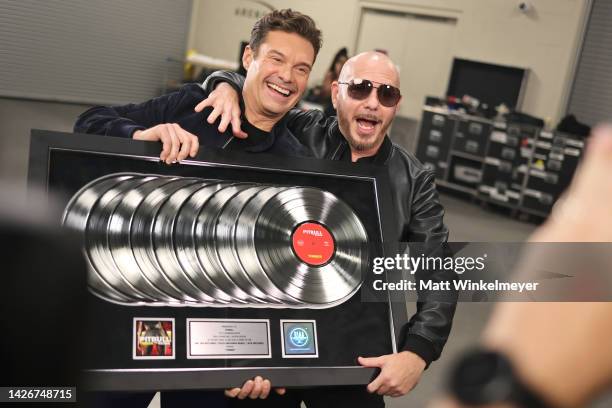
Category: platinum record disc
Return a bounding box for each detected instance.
[235,187,368,305]
[128,177,203,303]
[86,176,159,302]
[155,181,232,303]
[194,183,269,304]
[107,176,185,302]
[62,173,138,303]
[214,185,288,304]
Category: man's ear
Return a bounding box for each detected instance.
[242,45,254,71]
[331,80,339,109]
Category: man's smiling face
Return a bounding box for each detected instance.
[332,52,401,157]
[242,30,314,120]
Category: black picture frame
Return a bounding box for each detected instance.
[28,129,407,391]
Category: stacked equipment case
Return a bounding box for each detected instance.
[416,105,585,218]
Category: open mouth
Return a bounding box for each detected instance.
[355,115,380,131]
[266,82,292,97]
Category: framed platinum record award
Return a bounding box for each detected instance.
[27,130,407,391]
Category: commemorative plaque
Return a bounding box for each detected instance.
[28,130,406,391]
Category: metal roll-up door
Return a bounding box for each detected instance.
[0,0,192,105]
[567,0,612,126]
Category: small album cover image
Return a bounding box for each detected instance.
[133,318,175,359]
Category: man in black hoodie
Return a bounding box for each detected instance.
[75,9,323,407]
[75,9,321,164]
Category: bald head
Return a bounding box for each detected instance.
[331,51,402,161]
[338,51,400,87]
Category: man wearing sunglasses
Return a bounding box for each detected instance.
[200,51,457,406]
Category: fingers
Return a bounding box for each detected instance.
[248,376,264,399]
[189,131,199,158]
[166,124,181,164]
[217,107,232,133]
[173,124,200,161]
[135,124,199,164]
[173,125,199,160]
[174,124,192,162]
[231,110,248,139]
[361,355,386,394]
[162,124,200,163]
[158,124,176,164]
[207,105,222,125]
[227,377,275,400]
[368,374,404,396]
[197,83,247,139]
[363,353,422,397]
[224,388,240,398]
[204,102,247,138]
[158,127,171,163]
[358,355,385,368]
[224,378,284,400]
[366,372,384,394]
[380,378,405,396]
[236,380,254,400]
[369,372,413,397]
[194,98,212,113]
[260,379,271,399]
[219,102,248,138]
[376,383,391,396]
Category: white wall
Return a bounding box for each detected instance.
[447,0,589,123]
[188,0,589,123]
[188,0,360,91]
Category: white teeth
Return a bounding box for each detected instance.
[267,82,290,96]
[357,119,375,130]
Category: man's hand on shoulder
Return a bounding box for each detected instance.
[359,351,426,397]
[132,123,199,164]
[224,376,286,400]
[194,82,247,139]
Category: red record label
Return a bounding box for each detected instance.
[291,222,335,266]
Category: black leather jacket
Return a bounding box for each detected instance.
[204,72,457,366]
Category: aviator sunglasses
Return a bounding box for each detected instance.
[337,78,401,107]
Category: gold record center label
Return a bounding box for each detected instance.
[291,222,335,266]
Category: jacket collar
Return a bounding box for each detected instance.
[372,136,393,165]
